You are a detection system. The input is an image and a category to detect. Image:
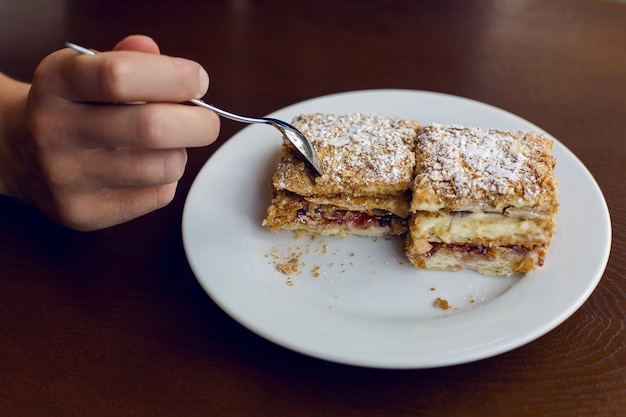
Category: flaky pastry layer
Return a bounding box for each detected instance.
[410,124,559,214]
[262,192,407,237]
[405,237,547,276]
[272,113,421,197]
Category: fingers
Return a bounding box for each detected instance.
[30,99,220,149]
[43,147,189,189]
[34,146,188,231]
[113,35,161,54]
[51,183,179,232]
[22,35,221,231]
[29,39,220,149]
[79,51,208,103]
[35,47,209,104]
[95,148,188,187]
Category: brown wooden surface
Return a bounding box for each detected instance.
[1,0,625,416]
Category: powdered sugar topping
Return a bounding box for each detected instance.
[292,113,418,189]
[417,124,552,204]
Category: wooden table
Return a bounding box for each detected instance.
[1,1,625,415]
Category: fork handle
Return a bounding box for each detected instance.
[190,99,266,125]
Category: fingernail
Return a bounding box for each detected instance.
[198,67,209,98]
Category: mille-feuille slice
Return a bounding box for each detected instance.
[263,113,421,236]
[405,124,559,275]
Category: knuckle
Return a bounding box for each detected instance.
[31,65,50,89]
[47,195,93,231]
[31,53,59,87]
[97,56,132,101]
[26,110,50,146]
[40,165,66,190]
[134,106,167,147]
[25,96,63,150]
[32,155,81,206]
[25,108,67,152]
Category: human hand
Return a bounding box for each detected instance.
[5,35,220,231]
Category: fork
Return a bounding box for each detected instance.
[64,42,323,175]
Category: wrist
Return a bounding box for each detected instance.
[0,73,31,200]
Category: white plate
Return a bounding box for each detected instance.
[182,90,611,369]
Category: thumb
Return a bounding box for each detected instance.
[113,35,160,54]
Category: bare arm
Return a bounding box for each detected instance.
[0,73,30,199]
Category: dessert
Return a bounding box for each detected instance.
[405,124,559,275]
[263,114,559,276]
[262,113,421,236]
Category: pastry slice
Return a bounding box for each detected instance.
[263,113,421,236]
[405,124,559,275]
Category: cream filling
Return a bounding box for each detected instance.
[410,211,551,246]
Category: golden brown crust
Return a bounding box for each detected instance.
[273,113,421,197]
[404,124,558,275]
[410,124,559,214]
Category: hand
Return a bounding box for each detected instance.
[2,35,219,231]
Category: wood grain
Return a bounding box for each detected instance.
[1,0,625,416]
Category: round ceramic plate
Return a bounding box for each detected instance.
[182,90,611,369]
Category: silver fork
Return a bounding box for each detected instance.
[65,42,323,175]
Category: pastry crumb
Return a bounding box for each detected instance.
[276,255,301,275]
[311,265,321,278]
[434,297,454,310]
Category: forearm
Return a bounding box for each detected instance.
[0,73,30,199]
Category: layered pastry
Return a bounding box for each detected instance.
[405,124,559,275]
[262,113,421,236]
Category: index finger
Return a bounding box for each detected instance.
[51,48,210,104]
